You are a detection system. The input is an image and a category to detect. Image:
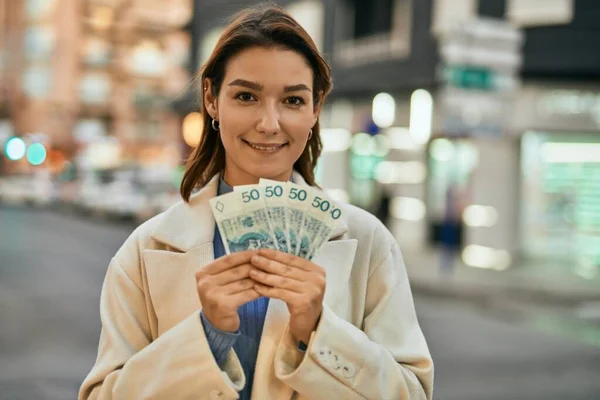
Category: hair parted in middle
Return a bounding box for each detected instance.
[180,3,333,203]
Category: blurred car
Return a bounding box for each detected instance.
[101,179,149,220]
[135,181,180,222]
[0,174,55,207]
[73,174,106,214]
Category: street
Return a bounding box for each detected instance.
[1,206,600,400]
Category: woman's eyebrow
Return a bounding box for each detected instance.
[228,79,263,91]
[228,79,311,93]
[283,84,311,93]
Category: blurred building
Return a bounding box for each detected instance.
[0,0,193,183]
[179,0,600,276]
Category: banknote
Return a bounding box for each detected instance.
[258,179,290,253]
[284,182,311,256]
[209,187,277,254]
[304,190,344,259]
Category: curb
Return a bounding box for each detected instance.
[409,275,600,307]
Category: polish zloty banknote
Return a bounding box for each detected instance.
[283,182,310,256]
[304,190,344,259]
[258,179,290,253]
[209,187,277,254]
[293,186,338,259]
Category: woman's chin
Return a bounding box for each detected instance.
[247,165,292,181]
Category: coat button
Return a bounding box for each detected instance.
[342,364,356,379]
[210,390,223,399]
[318,347,331,364]
[331,354,342,370]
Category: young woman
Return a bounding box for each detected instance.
[80,5,433,400]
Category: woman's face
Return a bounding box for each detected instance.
[204,46,321,186]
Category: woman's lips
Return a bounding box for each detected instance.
[243,140,288,152]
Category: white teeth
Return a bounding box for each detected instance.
[247,143,283,151]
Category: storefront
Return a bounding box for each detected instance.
[514,83,600,278]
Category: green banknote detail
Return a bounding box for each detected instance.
[266,205,289,253]
[218,208,276,253]
[287,208,304,256]
[297,214,325,259]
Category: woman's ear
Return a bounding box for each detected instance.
[203,78,219,120]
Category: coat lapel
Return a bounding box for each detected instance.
[142,244,214,336]
[144,175,219,334]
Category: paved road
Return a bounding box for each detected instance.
[1,206,599,400]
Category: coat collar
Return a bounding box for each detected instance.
[150,171,348,252]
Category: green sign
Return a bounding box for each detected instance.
[444,65,495,90]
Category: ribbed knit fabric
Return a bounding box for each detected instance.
[200,177,269,400]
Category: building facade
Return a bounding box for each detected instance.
[1,0,193,183]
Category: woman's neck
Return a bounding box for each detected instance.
[222,166,292,187]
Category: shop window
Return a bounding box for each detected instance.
[520,131,600,277]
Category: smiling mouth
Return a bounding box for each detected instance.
[243,140,288,152]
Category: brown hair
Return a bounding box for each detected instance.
[180,3,333,202]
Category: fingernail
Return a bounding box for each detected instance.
[252,255,263,263]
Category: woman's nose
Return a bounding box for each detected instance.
[256,105,281,135]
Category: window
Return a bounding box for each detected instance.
[130,40,166,77]
[507,0,574,27]
[286,1,325,50]
[24,26,55,61]
[25,0,56,20]
[83,37,111,67]
[335,0,413,66]
[22,66,52,98]
[80,73,111,104]
[350,0,394,39]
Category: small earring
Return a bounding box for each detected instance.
[308,129,313,140]
[211,119,220,131]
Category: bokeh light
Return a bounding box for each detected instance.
[26,142,47,165]
[5,137,27,161]
[372,92,395,128]
[182,112,203,147]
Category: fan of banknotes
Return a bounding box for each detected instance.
[209,179,343,260]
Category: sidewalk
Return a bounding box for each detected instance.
[403,248,600,305]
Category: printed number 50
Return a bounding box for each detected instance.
[242,189,260,203]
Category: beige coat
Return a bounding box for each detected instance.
[79,173,434,400]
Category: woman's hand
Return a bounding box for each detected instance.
[196,250,260,332]
[250,248,326,344]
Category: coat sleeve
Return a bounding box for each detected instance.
[273,243,434,400]
[79,257,245,400]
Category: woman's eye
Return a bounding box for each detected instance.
[285,96,305,107]
[236,92,256,102]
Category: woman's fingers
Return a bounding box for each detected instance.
[251,254,307,280]
[212,263,253,286]
[229,287,262,308]
[196,250,257,279]
[254,283,299,304]
[249,268,304,293]
[222,277,256,294]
